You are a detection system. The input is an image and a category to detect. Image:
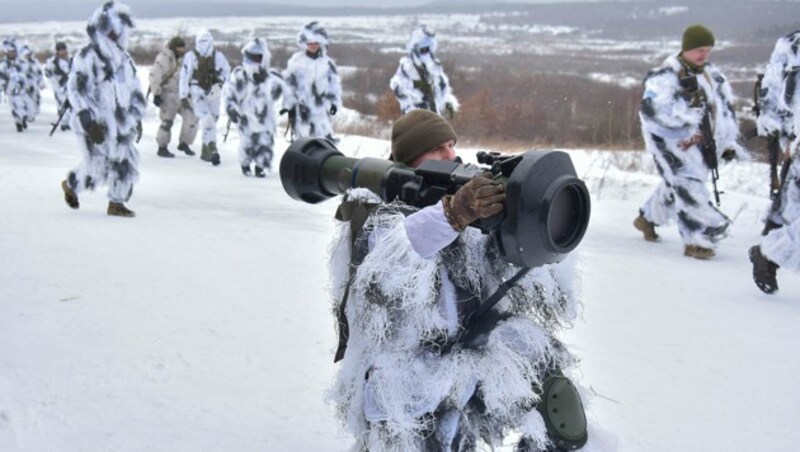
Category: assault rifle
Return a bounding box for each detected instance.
[49,99,71,136]
[223,118,232,143]
[679,73,722,206]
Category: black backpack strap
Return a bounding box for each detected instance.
[332,198,380,363]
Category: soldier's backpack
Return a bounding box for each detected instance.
[193,49,219,91]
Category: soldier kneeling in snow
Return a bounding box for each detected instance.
[329,110,591,451]
[223,37,285,177]
[60,0,145,217]
[633,24,749,260]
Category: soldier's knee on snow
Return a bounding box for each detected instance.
[536,373,588,450]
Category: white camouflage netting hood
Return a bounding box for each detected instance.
[195,30,214,57]
[406,25,437,54]
[297,21,329,52]
[2,37,17,53]
[241,37,271,72]
[19,44,32,58]
[86,1,134,52]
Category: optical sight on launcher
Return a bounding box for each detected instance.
[279,138,591,269]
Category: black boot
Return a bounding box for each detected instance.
[22,118,28,130]
[61,123,71,131]
[254,166,265,178]
[241,165,251,176]
[177,142,195,156]
[761,219,783,236]
[749,245,779,294]
[15,123,23,132]
[157,147,175,158]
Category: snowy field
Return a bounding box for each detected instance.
[1,79,799,452]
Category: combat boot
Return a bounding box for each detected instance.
[684,244,715,260]
[61,179,79,209]
[157,146,175,158]
[200,143,213,162]
[761,219,782,236]
[107,202,135,218]
[241,164,251,176]
[749,245,779,294]
[15,123,23,132]
[208,141,221,166]
[254,166,265,178]
[177,142,195,156]
[633,214,660,242]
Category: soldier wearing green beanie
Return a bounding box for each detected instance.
[148,35,197,158]
[633,24,749,260]
[682,24,715,53]
[390,109,458,166]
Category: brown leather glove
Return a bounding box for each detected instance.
[443,175,505,231]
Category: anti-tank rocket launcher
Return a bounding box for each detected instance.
[279,137,591,269]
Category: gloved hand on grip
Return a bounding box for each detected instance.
[443,175,505,231]
[78,109,107,145]
[721,148,737,162]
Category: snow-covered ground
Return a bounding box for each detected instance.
[1,79,799,452]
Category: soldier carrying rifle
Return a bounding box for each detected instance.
[633,24,749,260]
[749,30,800,294]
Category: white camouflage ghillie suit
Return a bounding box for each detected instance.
[282,21,342,141]
[149,36,197,157]
[61,0,146,218]
[179,30,230,165]
[748,30,800,293]
[0,38,31,132]
[390,25,459,118]
[223,38,285,177]
[44,42,73,131]
[637,53,748,256]
[329,188,591,451]
[20,44,45,123]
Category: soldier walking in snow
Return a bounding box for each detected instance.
[390,25,458,119]
[179,30,230,166]
[20,44,45,125]
[44,41,73,132]
[59,0,146,218]
[223,38,285,177]
[633,24,748,260]
[282,21,342,141]
[149,36,198,158]
[328,109,589,451]
[0,38,31,132]
[749,30,800,294]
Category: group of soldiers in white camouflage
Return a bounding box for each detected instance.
[633,24,799,295]
[4,3,798,448]
[0,38,47,132]
[0,0,459,219]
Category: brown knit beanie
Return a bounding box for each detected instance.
[391,109,458,165]
[681,24,715,52]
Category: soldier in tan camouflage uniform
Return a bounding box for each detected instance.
[149,36,197,158]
